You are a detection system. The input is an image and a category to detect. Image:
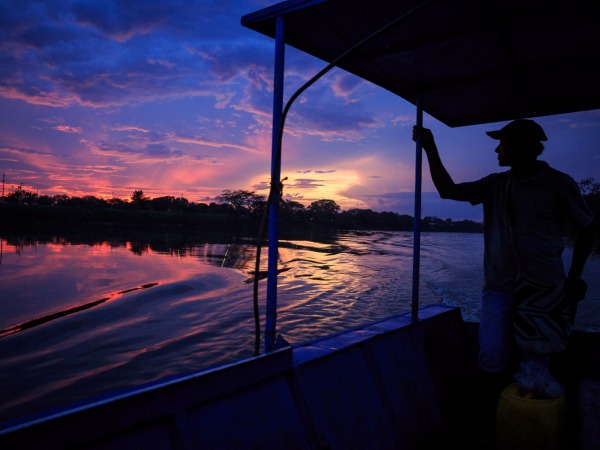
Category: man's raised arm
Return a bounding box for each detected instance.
[412,126,459,199]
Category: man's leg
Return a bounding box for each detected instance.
[479,289,516,373]
[474,290,517,445]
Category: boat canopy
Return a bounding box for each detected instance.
[241,0,600,350]
[242,0,600,127]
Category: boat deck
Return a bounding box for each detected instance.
[1,305,598,449]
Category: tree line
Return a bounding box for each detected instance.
[2,178,599,234]
[0,186,482,232]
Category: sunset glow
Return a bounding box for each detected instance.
[1,1,599,220]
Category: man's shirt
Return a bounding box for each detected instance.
[451,162,593,291]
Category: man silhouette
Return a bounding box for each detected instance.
[413,119,594,438]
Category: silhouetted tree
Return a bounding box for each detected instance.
[0,183,493,234]
[130,190,150,209]
[37,194,54,206]
[308,199,340,223]
[6,184,38,205]
[150,196,176,211]
[131,190,149,203]
[579,177,600,196]
[173,196,189,212]
[216,189,266,215]
[80,195,109,208]
[281,199,306,218]
[188,202,209,214]
[107,197,127,208]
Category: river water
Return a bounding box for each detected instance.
[0,230,598,423]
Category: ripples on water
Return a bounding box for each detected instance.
[0,230,598,423]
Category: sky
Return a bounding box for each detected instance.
[1,0,599,222]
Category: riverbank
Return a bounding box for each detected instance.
[0,202,257,232]
[0,202,483,234]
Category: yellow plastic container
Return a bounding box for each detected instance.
[496,382,567,450]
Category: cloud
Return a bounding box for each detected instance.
[331,74,365,102]
[169,134,261,154]
[84,124,261,166]
[0,0,267,110]
[0,143,56,157]
[71,0,255,41]
[145,143,183,159]
[359,191,484,220]
[252,181,270,191]
[569,121,600,129]
[70,0,163,42]
[287,102,383,142]
[291,178,327,189]
[391,114,413,126]
[112,125,151,133]
[55,125,82,134]
[91,139,184,161]
[193,155,222,165]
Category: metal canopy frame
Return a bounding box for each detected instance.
[241,0,600,351]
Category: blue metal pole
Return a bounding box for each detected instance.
[265,15,285,352]
[411,100,423,322]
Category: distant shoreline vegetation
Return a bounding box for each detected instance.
[1,180,598,236]
[0,188,484,234]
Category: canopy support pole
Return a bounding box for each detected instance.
[411,99,423,322]
[265,15,285,352]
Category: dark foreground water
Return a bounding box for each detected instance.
[1,230,598,423]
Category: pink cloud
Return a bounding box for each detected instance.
[54,125,82,134]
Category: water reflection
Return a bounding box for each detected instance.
[1,231,253,259]
[0,229,598,425]
[0,228,346,343]
[0,227,338,262]
[0,232,256,331]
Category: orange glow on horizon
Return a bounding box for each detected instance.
[2,135,415,210]
[249,168,369,210]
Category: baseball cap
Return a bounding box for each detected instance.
[486,119,548,141]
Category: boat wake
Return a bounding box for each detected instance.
[0,283,159,338]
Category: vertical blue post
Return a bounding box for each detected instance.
[411,100,423,322]
[265,15,285,352]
